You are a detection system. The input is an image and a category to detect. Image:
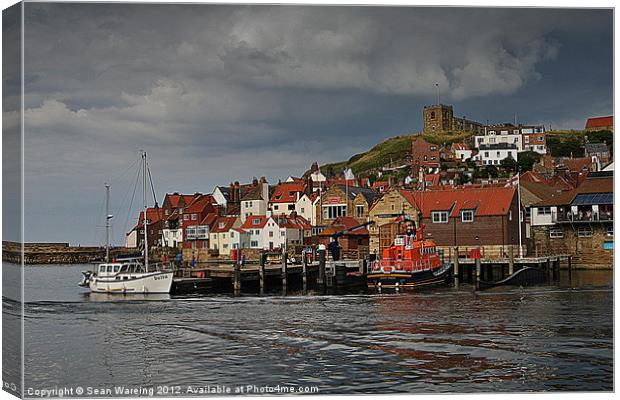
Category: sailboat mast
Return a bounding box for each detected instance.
[143,151,149,271]
[105,183,110,263]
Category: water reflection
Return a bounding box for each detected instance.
[2,263,614,393]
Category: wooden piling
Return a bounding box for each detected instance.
[281,248,288,290]
[302,252,308,290]
[233,262,241,294]
[508,246,515,276]
[317,247,326,286]
[453,246,459,286]
[475,257,481,291]
[546,258,552,283]
[259,252,265,293]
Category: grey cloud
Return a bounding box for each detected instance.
[13,4,612,244]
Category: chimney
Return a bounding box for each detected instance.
[234,181,240,205]
[305,174,313,196]
[259,176,268,201]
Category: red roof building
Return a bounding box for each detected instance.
[585,116,613,131]
[399,186,522,250]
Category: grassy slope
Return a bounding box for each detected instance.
[318,131,473,176]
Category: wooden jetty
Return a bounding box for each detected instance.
[446,245,571,290]
[170,249,367,295]
[169,246,571,294]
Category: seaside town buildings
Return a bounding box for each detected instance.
[124,105,612,268]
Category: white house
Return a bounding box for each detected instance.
[295,192,319,226]
[452,143,473,161]
[269,182,305,216]
[125,230,138,248]
[475,132,523,152]
[240,178,269,223]
[209,216,240,256]
[473,143,518,166]
[211,186,229,209]
[229,228,250,250]
[162,227,183,248]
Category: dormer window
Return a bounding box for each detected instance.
[253,218,261,225]
[461,210,474,223]
[218,222,225,229]
[275,194,282,200]
[431,211,449,223]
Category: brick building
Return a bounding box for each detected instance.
[368,186,522,257]
[318,184,380,225]
[411,136,441,172]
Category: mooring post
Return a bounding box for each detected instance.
[317,245,326,286]
[452,246,459,286]
[508,245,515,276]
[233,261,241,294]
[281,247,288,291]
[475,257,481,291]
[259,252,266,294]
[302,251,308,290]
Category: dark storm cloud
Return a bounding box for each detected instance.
[18,3,612,244]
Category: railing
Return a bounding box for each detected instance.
[553,212,613,223]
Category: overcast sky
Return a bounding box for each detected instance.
[8,4,613,245]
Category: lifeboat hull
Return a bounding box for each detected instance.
[367,263,452,290]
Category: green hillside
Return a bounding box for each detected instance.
[317,131,473,177]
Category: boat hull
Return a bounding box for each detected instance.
[89,271,173,294]
[367,264,452,290]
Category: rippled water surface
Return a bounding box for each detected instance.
[3,264,614,395]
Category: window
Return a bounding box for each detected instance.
[274,205,279,210]
[281,231,285,237]
[357,205,364,218]
[577,227,592,238]
[461,210,474,223]
[218,222,225,229]
[191,213,197,220]
[269,231,273,237]
[549,229,564,238]
[288,204,295,210]
[251,241,258,247]
[323,205,347,219]
[184,214,189,220]
[430,111,435,119]
[252,218,261,225]
[165,209,169,215]
[431,211,449,223]
[99,265,105,273]
[538,207,552,215]
[300,207,305,213]
[607,226,613,236]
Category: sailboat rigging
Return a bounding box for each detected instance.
[79,151,174,294]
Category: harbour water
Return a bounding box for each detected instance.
[3,263,614,395]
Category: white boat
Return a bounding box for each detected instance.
[79,151,173,294]
[80,259,173,294]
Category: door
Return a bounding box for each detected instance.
[378,222,399,256]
